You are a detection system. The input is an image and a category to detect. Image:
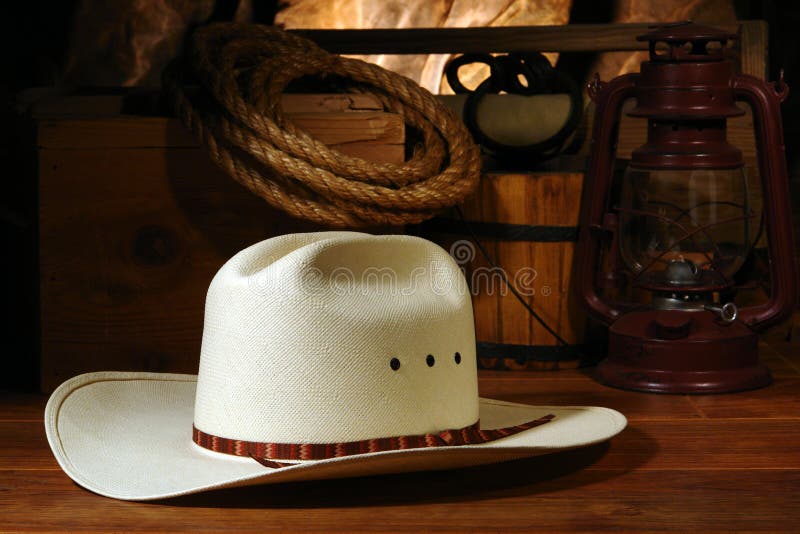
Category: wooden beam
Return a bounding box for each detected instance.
[24,92,386,119]
[36,113,405,149]
[738,19,769,78]
[291,22,745,55]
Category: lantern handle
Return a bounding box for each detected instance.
[574,73,638,325]
[733,73,799,330]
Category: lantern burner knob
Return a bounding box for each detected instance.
[704,302,738,324]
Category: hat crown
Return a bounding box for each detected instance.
[194,232,479,444]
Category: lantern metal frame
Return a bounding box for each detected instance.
[574,22,799,393]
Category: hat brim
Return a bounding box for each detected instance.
[45,372,626,501]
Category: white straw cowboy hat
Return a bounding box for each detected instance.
[45,232,626,501]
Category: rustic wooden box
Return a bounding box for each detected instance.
[35,93,404,392]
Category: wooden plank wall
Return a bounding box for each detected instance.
[37,95,404,392]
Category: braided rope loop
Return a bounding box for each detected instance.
[163,23,481,228]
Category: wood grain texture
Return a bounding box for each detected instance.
[758,340,800,376]
[690,377,800,419]
[455,173,587,370]
[479,376,702,421]
[1,467,798,531]
[37,113,405,151]
[26,92,385,118]
[0,394,46,421]
[37,107,404,392]
[293,22,747,54]
[762,313,800,349]
[738,20,769,78]
[3,340,800,531]
[38,145,333,392]
[0,422,54,470]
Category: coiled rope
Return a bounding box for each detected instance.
[163,23,481,228]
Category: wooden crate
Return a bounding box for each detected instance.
[36,94,404,392]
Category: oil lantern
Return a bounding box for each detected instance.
[575,22,798,393]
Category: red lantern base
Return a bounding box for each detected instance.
[595,309,771,394]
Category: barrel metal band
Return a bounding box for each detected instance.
[478,341,585,362]
[418,217,578,242]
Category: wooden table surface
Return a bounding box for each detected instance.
[2,337,799,531]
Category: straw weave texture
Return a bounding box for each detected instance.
[193,232,479,443]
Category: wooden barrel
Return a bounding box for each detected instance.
[417,172,593,370]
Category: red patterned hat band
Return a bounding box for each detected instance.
[193,414,556,469]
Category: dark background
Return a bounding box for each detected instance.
[1,0,797,391]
